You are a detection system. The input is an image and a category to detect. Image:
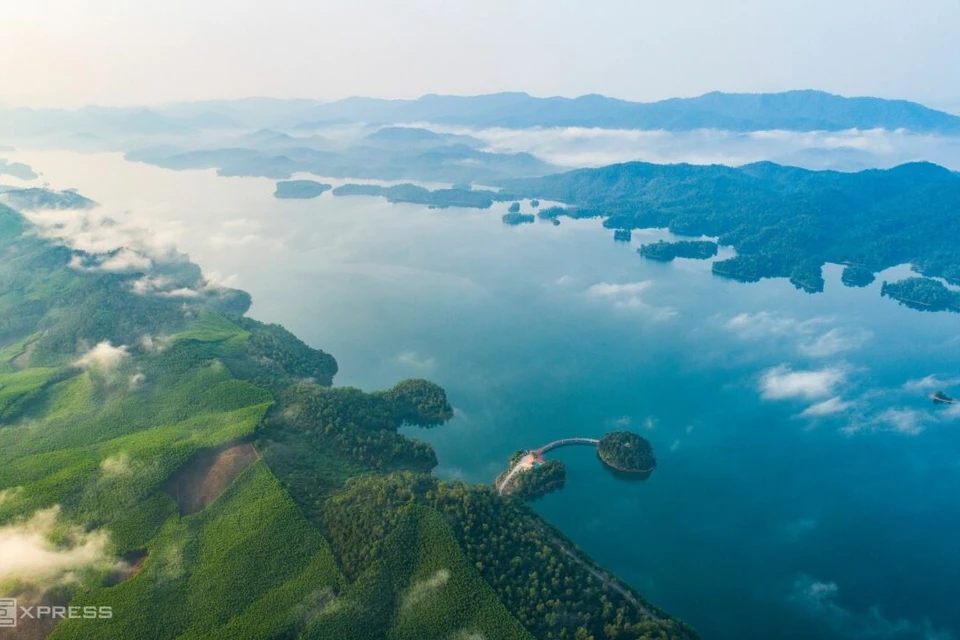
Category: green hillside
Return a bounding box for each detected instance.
[0,198,697,639]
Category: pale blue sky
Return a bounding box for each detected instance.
[1,0,957,108]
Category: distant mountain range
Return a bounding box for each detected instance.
[284,90,960,133]
[3,91,960,138]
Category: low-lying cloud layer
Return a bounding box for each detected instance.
[429,124,960,172]
[74,341,130,371]
[0,507,110,588]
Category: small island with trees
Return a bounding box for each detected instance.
[841,264,877,288]
[639,240,719,262]
[881,277,960,312]
[931,390,957,405]
[273,179,333,199]
[502,212,535,225]
[597,431,657,477]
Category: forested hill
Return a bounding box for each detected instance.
[502,160,960,295]
[287,90,960,133]
[0,196,697,639]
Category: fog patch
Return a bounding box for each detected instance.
[760,365,847,401]
[903,375,960,392]
[843,408,931,436]
[426,124,960,172]
[800,396,855,418]
[396,351,437,371]
[0,507,110,588]
[100,453,134,476]
[401,568,451,612]
[74,341,130,372]
[587,281,677,319]
[726,312,871,358]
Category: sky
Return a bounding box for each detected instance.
[1,0,958,109]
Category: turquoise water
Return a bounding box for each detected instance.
[13,151,960,639]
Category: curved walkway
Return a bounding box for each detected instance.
[496,437,600,495]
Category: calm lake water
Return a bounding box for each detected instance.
[9,150,960,640]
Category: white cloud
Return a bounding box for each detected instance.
[128,372,146,389]
[903,375,960,392]
[131,275,172,295]
[401,569,450,612]
[790,574,954,640]
[843,408,931,436]
[586,281,676,318]
[99,248,153,272]
[875,408,929,436]
[158,287,201,298]
[0,507,110,587]
[800,396,854,418]
[726,312,871,358]
[434,124,960,173]
[100,453,133,476]
[799,328,873,358]
[140,334,172,353]
[74,341,130,371]
[396,351,437,370]
[760,365,847,401]
[726,311,825,339]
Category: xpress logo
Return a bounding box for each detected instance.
[0,598,17,628]
[0,599,113,627]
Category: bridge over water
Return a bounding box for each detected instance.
[496,437,600,495]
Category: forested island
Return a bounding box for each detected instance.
[880,277,960,312]
[597,432,658,477]
[332,182,516,209]
[639,240,719,262]
[841,264,877,288]
[502,212,535,225]
[0,191,696,640]
[500,161,960,307]
[273,179,332,199]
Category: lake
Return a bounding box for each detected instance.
[9,150,960,640]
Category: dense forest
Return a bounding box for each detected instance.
[0,194,696,639]
[501,161,960,304]
[511,460,567,501]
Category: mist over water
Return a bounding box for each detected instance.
[421,124,960,171]
[8,150,960,640]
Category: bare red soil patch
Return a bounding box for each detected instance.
[165,443,259,515]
